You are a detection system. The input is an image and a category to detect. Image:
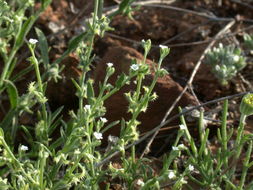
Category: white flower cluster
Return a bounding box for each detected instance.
[130,64,139,71]
[136,179,144,186]
[108,135,118,143]
[159,44,168,49]
[188,164,194,171]
[172,144,186,151]
[168,170,176,179]
[94,132,103,140]
[100,117,108,123]
[29,38,38,44]
[20,145,28,151]
[84,105,91,111]
[107,62,113,67]
[179,124,187,130]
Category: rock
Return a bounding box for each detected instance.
[93,46,197,137]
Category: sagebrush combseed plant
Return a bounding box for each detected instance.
[0,0,253,189]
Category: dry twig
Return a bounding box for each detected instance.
[230,0,253,10]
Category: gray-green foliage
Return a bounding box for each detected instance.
[244,33,253,50]
[0,0,253,189]
[164,96,253,190]
[205,43,246,85]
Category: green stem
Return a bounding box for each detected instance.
[235,114,246,147]
[0,47,17,90]
[229,114,247,180]
[131,146,135,163]
[221,99,228,167]
[30,49,47,124]
[78,0,99,113]
[98,0,104,19]
[135,75,143,100]
[179,108,198,158]
[39,152,47,189]
[239,140,252,189]
[127,57,164,132]
[135,53,147,100]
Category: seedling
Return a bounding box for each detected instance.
[205,43,246,85]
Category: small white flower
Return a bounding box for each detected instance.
[0,178,7,185]
[159,44,168,49]
[44,152,49,158]
[188,164,194,171]
[108,135,118,143]
[94,132,103,140]
[178,144,186,150]
[179,124,187,130]
[203,119,208,126]
[168,171,176,179]
[20,145,28,151]
[14,15,23,22]
[191,109,200,118]
[172,146,179,151]
[130,64,139,71]
[29,38,38,44]
[219,43,223,49]
[215,65,221,71]
[84,105,91,110]
[136,179,144,186]
[100,117,108,123]
[233,55,240,62]
[72,176,80,185]
[74,149,81,155]
[180,177,188,184]
[18,175,24,181]
[107,62,113,67]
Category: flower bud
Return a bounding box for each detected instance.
[240,93,253,116]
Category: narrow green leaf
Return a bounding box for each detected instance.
[87,79,95,104]
[50,106,64,124]
[4,80,18,109]
[41,0,52,10]
[69,32,86,51]
[0,109,17,131]
[53,32,87,65]
[101,120,120,133]
[10,64,34,82]
[49,137,64,150]
[0,128,4,138]
[35,27,50,68]
[71,78,82,93]
[115,73,127,88]
[15,16,35,48]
